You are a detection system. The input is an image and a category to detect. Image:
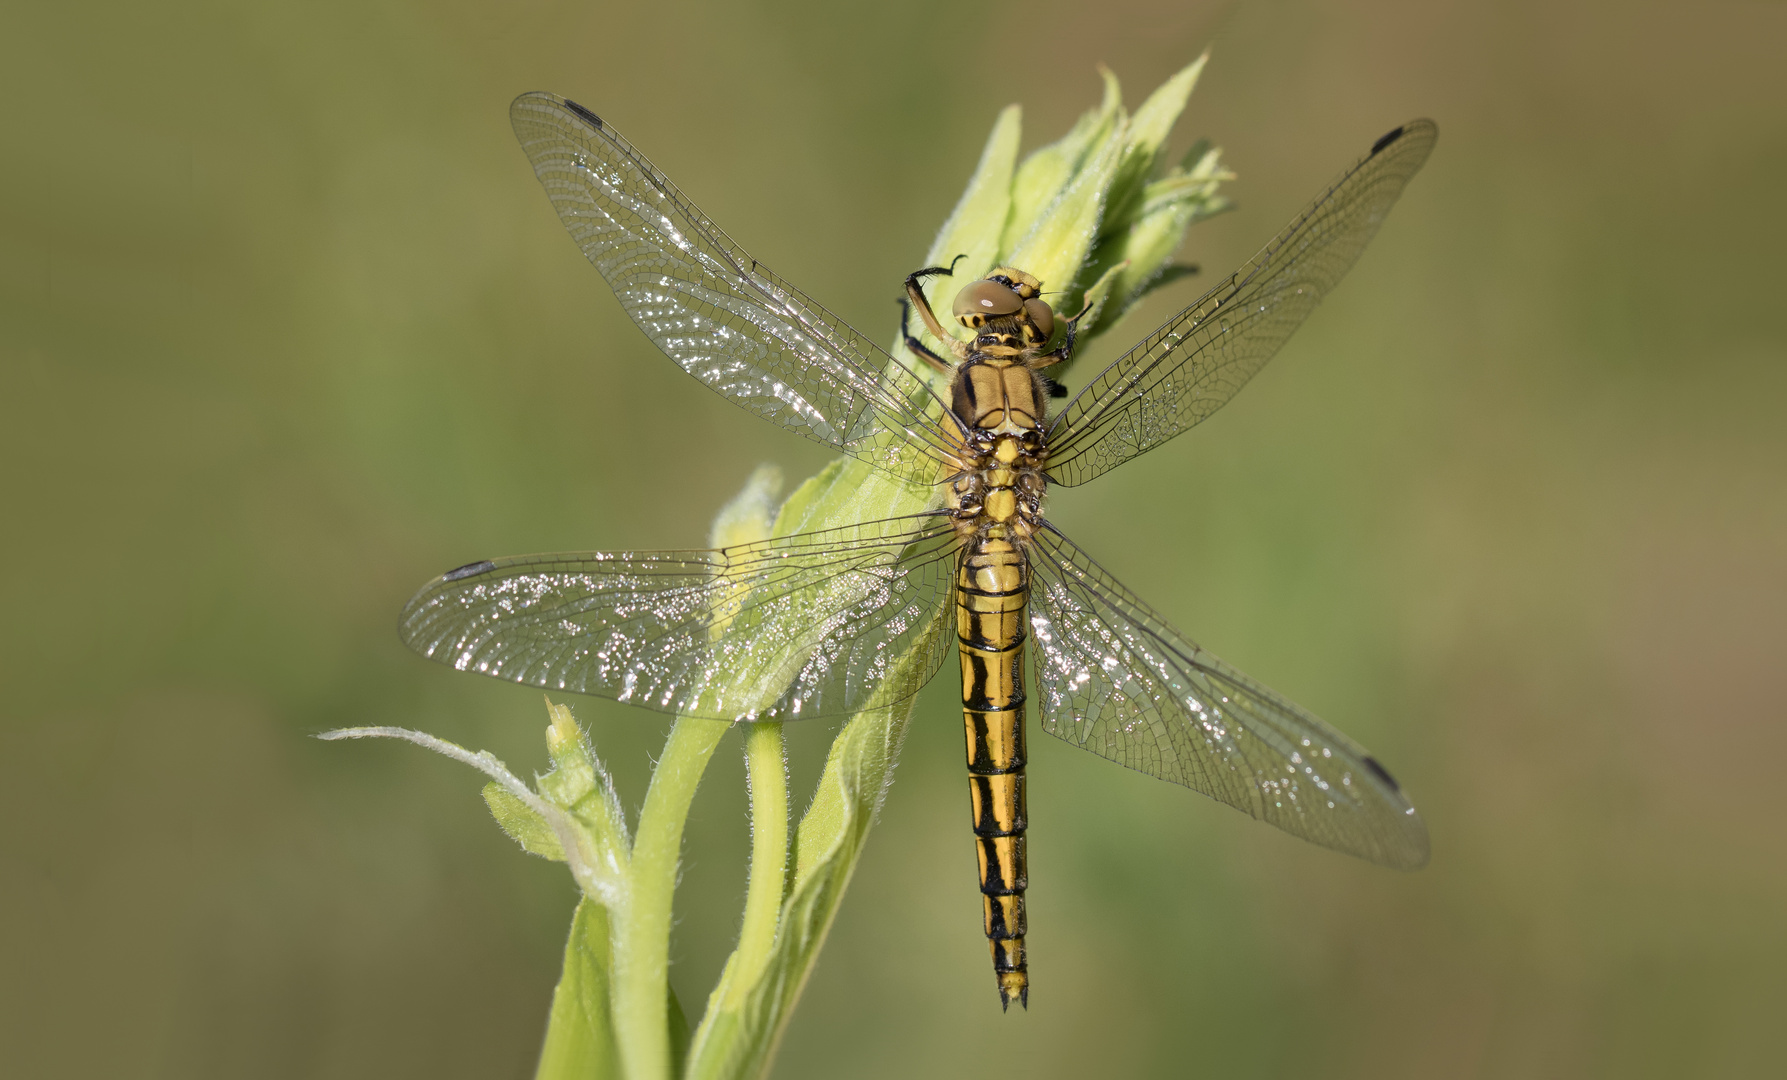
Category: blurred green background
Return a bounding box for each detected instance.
[4,0,1784,1076]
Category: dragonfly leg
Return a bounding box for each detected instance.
[903,256,970,363]
[1030,325,1075,369]
[905,252,967,290]
[898,298,956,374]
[1028,283,1100,375]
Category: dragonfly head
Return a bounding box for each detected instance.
[953,268,1054,347]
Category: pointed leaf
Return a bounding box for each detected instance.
[1003,67,1123,254]
[1006,118,1127,297]
[1102,53,1209,234]
[913,104,1022,336]
[534,898,620,1080]
[485,782,568,860]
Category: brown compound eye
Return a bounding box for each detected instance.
[1022,297,1055,344]
[953,279,1024,328]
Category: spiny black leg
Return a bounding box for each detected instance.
[906,335,953,374]
[1033,316,1079,370]
[1042,299,1089,367]
[903,254,967,352]
[904,252,967,290]
[898,298,954,375]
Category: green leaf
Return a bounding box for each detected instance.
[535,897,620,1080]
[485,781,566,860]
[668,982,691,1077]
[1070,134,1234,342]
[1005,116,1127,299]
[1002,66,1122,255]
[922,103,1021,282]
[1093,140,1235,334]
[1063,260,1129,344]
[709,464,785,549]
[773,454,942,541]
[1102,52,1209,237]
[901,105,1022,377]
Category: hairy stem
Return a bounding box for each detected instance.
[729,722,790,1002]
[612,715,731,1080]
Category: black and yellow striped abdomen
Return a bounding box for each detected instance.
[957,533,1030,1010]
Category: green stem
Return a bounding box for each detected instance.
[612,715,731,1080]
[729,722,790,1001]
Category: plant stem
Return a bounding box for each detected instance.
[728,722,790,1003]
[612,715,731,1080]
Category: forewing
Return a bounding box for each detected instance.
[1026,525,1428,869]
[400,518,958,721]
[511,92,957,486]
[1047,120,1437,487]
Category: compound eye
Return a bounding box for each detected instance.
[953,279,1024,328]
[1022,297,1055,344]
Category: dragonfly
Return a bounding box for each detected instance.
[401,92,1437,1010]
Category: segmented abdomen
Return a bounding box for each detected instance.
[956,533,1029,1009]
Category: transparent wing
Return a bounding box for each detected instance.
[1047,120,1437,487]
[400,517,958,721]
[511,92,959,486]
[1025,524,1428,869]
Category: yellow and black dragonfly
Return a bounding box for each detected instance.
[401,93,1436,1009]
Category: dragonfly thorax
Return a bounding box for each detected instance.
[948,429,1046,541]
[951,355,1052,435]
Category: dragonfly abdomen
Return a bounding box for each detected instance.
[956,533,1031,1010]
